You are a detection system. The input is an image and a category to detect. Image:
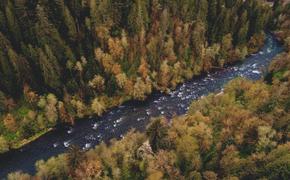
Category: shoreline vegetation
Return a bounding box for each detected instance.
[0,0,273,154]
[10,128,52,150]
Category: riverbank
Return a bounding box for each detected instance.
[11,128,53,150]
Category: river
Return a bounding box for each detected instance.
[0,35,283,177]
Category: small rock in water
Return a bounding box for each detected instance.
[63,141,70,148]
[267,48,271,53]
[67,128,73,134]
[161,111,165,115]
[177,92,183,98]
[53,143,59,148]
[85,143,91,149]
[252,70,260,74]
[116,117,123,123]
[137,117,145,122]
[82,143,91,150]
[259,51,264,55]
[92,123,98,130]
[146,109,151,115]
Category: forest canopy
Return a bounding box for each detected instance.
[0,0,275,153]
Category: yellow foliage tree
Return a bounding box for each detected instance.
[116,73,128,89]
[0,136,9,153]
[108,37,124,61]
[91,97,106,116]
[132,77,147,100]
[3,113,17,132]
[159,60,172,89]
[138,57,150,79]
[89,75,105,93]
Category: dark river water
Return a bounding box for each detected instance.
[0,35,283,178]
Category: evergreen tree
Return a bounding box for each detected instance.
[128,0,149,34]
[179,0,196,22]
[14,0,35,42]
[7,48,32,87]
[38,46,62,91]
[207,0,218,28]
[63,6,77,41]
[5,0,22,44]
[234,11,249,45]
[52,0,78,41]
[0,91,6,114]
[146,117,169,152]
[195,0,208,22]
[0,10,7,33]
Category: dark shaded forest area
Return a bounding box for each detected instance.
[0,0,269,97]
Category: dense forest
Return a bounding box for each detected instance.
[7,8,290,179]
[0,0,275,153]
[1,0,289,179]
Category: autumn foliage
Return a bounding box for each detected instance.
[9,44,290,180]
